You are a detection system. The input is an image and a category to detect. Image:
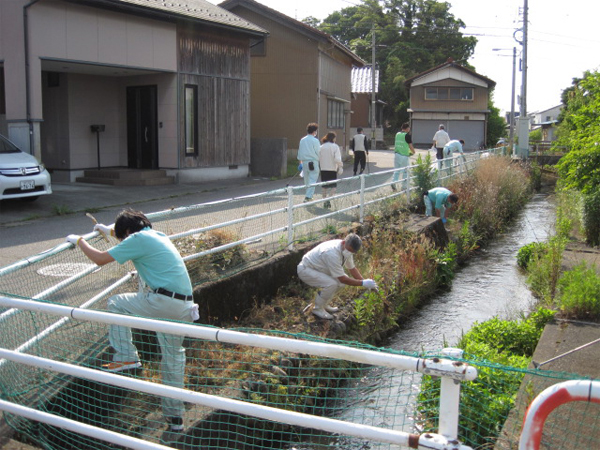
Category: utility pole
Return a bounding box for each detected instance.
[516,0,529,158]
[510,47,517,151]
[370,23,377,152]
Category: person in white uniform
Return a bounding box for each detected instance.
[297,234,379,319]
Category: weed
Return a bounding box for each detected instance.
[52,204,72,216]
[526,236,566,302]
[557,263,600,320]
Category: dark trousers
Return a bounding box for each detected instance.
[353,151,366,174]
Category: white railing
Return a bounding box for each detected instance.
[0,295,476,450]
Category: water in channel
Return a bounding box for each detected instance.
[333,192,557,448]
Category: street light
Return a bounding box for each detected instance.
[493,47,517,154]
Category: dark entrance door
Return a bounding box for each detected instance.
[126,85,158,169]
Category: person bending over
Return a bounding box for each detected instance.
[423,187,459,224]
[66,208,198,433]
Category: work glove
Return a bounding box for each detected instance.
[298,163,303,172]
[66,234,82,246]
[362,279,378,290]
[442,217,447,224]
[94,223,113,237]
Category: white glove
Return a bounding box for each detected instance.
[94,223,113,236]
[362,279,378,290]
[66,234,82,246]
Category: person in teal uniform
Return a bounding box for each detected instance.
[66,208,198,433]
[423,187,459,223]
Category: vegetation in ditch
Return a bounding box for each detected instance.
[448,157,533,242]
[177,156,538,428]
[520,185,600,321]
[416,307,556,449]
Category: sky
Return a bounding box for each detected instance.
[208,0,600,116]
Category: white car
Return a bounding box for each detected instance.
[0,133,52,201]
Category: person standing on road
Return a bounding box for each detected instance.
[319,132,343,209]
[392,122,415,191]
[423,187,459,224]
[297,122,321,202]
[432,124,450,171]
[65,208,198,433]
[350,127,370,176]
[443,139,465,175]
[297,233,379,320]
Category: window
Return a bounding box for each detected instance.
[327,100,345,129]
[425,87,474,101]
[185,85,198,156]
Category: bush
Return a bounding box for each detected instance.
[412,153,437,205]
[583,187,600,246]
[517,242,548,269]
[557,263,600,320]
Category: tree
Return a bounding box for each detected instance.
[316,0,477,130]
[555,71,600,194]
[486,99,506,147]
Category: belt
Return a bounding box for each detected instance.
[154,287,193,301]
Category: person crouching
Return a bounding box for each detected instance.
[297,233,378,320]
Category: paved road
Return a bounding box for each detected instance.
[0,149,432,268]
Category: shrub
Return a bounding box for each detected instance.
[557,263,600,320]
[583,187,600,246]
[526,236,566,302]
[412,153,437,210]
[517,242,548,269]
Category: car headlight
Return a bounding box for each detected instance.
[39,163,45,172]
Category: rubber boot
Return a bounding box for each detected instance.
[312,294,333,320]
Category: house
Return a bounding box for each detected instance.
[404,59,496,151]
[350,65,385,148]
[529,104,562,142]
[0,0,268,184]
[219,0,365,161]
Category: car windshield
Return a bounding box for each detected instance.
[0,135,21,154]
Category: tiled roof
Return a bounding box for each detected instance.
[352,66,379,93]
[111,0,267,34]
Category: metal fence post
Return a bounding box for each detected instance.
[359,175,366,223]
[287,186,294,250]
[438,347,464,440]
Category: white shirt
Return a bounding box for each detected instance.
[319,142,343,172]
[433,129,450,148]
[300,239,355,278]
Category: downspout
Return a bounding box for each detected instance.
[317,52,321,128]
[23,0,43,155]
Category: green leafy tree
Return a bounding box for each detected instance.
[555,70,600,193]
[486,99,506,147]
[529,128,542,142]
